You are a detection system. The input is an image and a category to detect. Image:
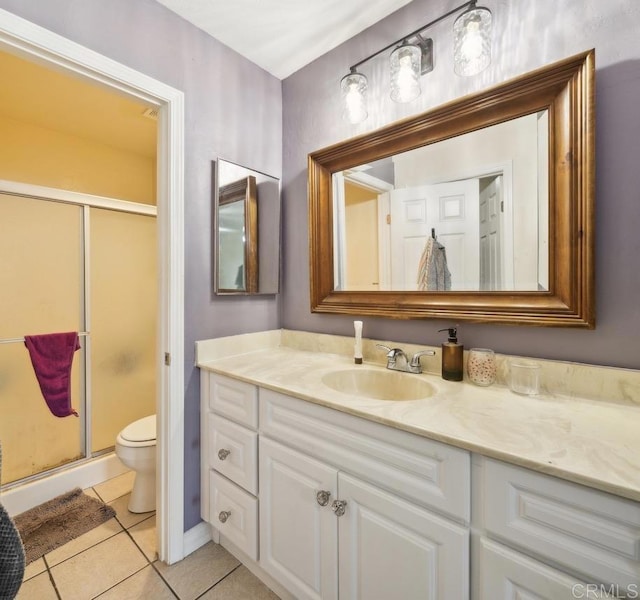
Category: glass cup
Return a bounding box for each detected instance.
[467,348,496,386]
[509,360,540,395]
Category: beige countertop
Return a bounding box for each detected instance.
[197,334,640,503]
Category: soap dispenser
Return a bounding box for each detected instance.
[438,327,463,381]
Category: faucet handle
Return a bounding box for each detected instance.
[379,345,405,359]
[376,344,405,365]
[410,350,436,368]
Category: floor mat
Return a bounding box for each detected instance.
[13,487,116,564]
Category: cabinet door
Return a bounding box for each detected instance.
[338,472,469,600]
[478,537,585,599]
[259,437,338,600]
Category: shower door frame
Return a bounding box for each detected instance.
[0,10,185,564]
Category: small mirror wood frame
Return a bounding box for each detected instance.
[308,50,595,327]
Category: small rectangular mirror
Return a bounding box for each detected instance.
[214,159,280,295]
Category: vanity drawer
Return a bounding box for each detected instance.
[478,537,586,599]
[260,387,470,523]
[210,471,258,561]
[209,414,258,495]
[208,373,258,429]
[481,458,640,592]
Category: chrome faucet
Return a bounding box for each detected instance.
[376,344,435,374]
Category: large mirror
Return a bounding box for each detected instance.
[309,50,594,327]
[214,159,280,295]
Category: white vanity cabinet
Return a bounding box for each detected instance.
[201,372,259,560]
[474,457,640,600]
[200,370,640,600]
[259,388,470,600]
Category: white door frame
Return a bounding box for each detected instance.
[339,171,394,290]
[0,9,186,564]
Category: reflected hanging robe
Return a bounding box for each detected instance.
[24,332,81,418]
[417,237,451,291]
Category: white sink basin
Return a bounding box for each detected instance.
[321,368,435,401]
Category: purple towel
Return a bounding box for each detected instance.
[24,332,81,418]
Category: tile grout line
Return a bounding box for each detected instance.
[42,554,62,600]
[89,563,163,599]
[192,563,243,600]
[39,499,152,586]
[149,561,182,599]
[122,523,156,563]
[43,525,124,570]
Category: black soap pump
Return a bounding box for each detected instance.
[438,326,463,381]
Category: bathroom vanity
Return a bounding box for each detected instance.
[197,330,640,600]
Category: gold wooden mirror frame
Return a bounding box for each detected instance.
[308,50,595,327]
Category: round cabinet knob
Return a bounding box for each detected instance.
[218,510,231,523]
[316,490,331,506]
[331,499,347,517]
[218,448,231,461]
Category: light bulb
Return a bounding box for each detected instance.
[390,43,421,103]
[460,21,483,62]
[340,71,368,124]
[453,6,492,76]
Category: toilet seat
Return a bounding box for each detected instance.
[118,415,156,447]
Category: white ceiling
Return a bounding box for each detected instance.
[154,0,415,79]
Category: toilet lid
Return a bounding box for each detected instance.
[120,415,156,443]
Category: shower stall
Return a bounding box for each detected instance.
[0,188,157,488]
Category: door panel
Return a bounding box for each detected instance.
[390,180,480,290]
[479,176,503,290]
[259,437,338,600]
[338,472,469,600]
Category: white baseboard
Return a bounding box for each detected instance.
[182,521,213,558]
[1,453,128,517]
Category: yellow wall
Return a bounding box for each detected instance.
[345,183,379,290]
[0,114,156,204]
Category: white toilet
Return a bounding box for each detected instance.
[115,414,156,513]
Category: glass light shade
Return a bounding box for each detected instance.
[390,43,421,103]
[340,71,368,124]
[453,6,492,76]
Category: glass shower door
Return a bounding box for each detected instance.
[89,207,157,452]
[0,193,84,484]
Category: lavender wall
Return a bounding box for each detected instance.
[4,0,639,536]
[282,0,640,370]
[0,0,282,530]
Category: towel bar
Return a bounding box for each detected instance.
[0,332,89,345]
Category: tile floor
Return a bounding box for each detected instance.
[17,471,280,600]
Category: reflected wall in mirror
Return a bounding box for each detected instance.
[309,50,594,327]
[334,111,549,293]
[214,159,280,295]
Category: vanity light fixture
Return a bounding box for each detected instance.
[340,68,368,124]
[340,0,492,121]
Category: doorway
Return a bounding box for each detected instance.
[0,9,185,564]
